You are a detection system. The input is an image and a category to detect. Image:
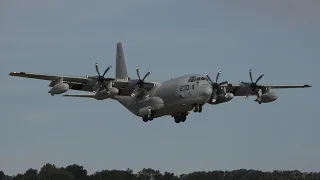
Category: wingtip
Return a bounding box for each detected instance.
[304,84,312,88]
[9,71,25,76]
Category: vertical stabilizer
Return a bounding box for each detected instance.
[116,42,129,79]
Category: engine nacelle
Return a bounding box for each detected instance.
[48,83,69,95]
[94,87,119,100]
[259,92,278,103]
[138,106,151,117]
[208,92,234,105]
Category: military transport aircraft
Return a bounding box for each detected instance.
[9,42,312,123]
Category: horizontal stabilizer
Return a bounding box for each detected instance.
[63,94,95,98]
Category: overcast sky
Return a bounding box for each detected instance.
[0,0,319,176]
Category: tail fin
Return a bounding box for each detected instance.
[116,42,129,80]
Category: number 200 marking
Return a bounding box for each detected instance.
[180,85,189,91]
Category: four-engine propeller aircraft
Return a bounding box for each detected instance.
[9,42,312,123]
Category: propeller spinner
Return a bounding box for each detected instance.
[205,71,229,102]
[131,67,152,98]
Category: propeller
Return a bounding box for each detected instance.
[94,63,111,90]
[205,71,229,102]
[131,67,152,97]
[240,69,264,98]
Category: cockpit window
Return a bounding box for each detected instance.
[188,76,209,82]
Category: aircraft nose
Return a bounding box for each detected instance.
[202,86,212,97]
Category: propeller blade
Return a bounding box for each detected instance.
[95,63,101,76]
[255,74,264,83]
[142,71,152,81]
[205,73,214,84]
[102,66,112,77]
[136,67,141,80]
[215,71,221,83]
[249,69,253,82]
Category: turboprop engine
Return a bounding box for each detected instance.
[205,71,233,105]
[94,87,119,100]
[48,78,69,96]
[208,92,234,105]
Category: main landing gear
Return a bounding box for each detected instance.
[192,104,203,113]
[172,112,188,123]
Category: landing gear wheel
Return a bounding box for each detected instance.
[198,105,202,112]
[142,117,148,122]
[180,115,186,122]
[193,104,199,112]
[173,113,187,123]
[174,117,180,123]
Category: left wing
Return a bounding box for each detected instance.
[221,83,312,89]
[221,83,312,96]
[256,84,312,89]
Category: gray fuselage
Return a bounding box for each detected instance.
[114,74,212,118]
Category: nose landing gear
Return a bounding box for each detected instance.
[142,110,156,122]
[192,104,203,113]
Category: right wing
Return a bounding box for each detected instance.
[9,71,114,92]
[9,71,157,95]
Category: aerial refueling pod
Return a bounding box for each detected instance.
[257,87,278,104]
[48,77,69,96]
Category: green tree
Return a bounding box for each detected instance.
[22,168,38,180]
[65,164,88,180]
[4,163,320,180]
[38,163,74,180]
[0,171,5,180]
[162,172,178,180]
[90,169,136,180]
[137,168,163,180]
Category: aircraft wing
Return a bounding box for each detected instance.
[9,71,115,92]
[221,83,312,97]
[9,71,156,95]
[9,72,92,83]
[111,79,157,94]
[258,84,312,89]
[222,83,312,89]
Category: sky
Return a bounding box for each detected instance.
[0,0,319,176]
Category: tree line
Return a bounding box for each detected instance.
[1,163,319,180]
